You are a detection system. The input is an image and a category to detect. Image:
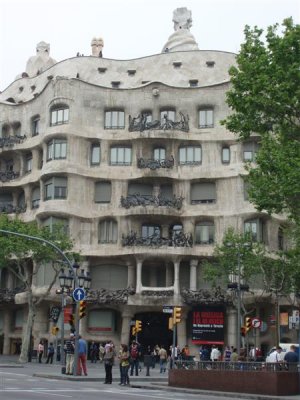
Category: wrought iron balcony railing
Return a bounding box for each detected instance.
[120,193,184,210]
[129,112,189,132]
[137,156,174,170]
[0,135,26,148]
[122,231,193,248]
[0,170,20,182]
[0,203,26,214]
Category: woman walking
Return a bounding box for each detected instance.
[119,344,130,385]
[103,346,115,384]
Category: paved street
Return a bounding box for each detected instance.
[1,356,300,400]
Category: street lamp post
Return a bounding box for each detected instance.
[58,265,91,376]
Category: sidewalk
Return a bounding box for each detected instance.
[1,355,300,400]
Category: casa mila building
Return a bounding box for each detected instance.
[0,8,292,356]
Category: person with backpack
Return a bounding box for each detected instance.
[129,341,140,376]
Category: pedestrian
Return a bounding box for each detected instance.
[210,345,221,361]
[119,344,130,385]
[99,343,105,362]
[158,345,168,373]
[230,348,239,362]
[46,342,55,364]
[90,341,98,363]
[37,340,44,363]
[103,346,115,384]
[77,335,88,376]
[284,345,298,370]
[65,333,75,375]
[129,341,140,376]
[267,346,284,370]
[223,346,232,362]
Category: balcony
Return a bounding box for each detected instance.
[0,170,20,182]
[0,135,26,148]
[122,230,193,248]
[0,203,26,214]
[137,156,174,170]
[129,112,189,132]
[120,193,183,210]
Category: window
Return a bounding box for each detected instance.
[32,187,40,209]
[179,146,201,165]
[244,218,264,242]
[142,111,153,124]
[191,182,216,204]
[43,216,69,234]
[91,143,100,165]
[25,154,32,173]
[244,180,250,201]
[199,109,214,128]
[153,147,166,161]
[243,142,259,161]
[128,183,153,197]
[160,110,175,122]
[278,227,285,250]
[98,219,117,243]
[110,147,131,165]
[32,116,40,136]
[142,224,161,238]
[189,80,198,87]
[195,222,215,244]
[44,177,67,200]
[222,147,230,163]
[105,110,125,129]
[50,106,69,126]
[169,224,183,244]
[17,192,25,209]
[47,139,67,161]
[95,182,111,203]
[0,193,13,206]
[160,184,173,200]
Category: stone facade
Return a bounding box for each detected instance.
[0,8,293,357]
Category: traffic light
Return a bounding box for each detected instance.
[245,317,252,333]
[69,313,74,327]
[132,326,136,336]
[173,307,182,324]
[79,301,87,319]
[51,326,59,335]
[241,326,246,337]
[168,317,173,331]
[135,320,142,333]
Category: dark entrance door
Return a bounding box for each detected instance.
[132,312,173,354]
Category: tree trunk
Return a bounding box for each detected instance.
[18,293,35,363]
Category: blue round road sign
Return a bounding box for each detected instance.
[73,287,86,302]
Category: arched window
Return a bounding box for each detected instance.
[50,105,69,126]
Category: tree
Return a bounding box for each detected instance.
[0,215,75,363]
[223,18,300,225]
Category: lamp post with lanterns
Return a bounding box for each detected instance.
[58,264,91,376]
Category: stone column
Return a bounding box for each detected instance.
[173,260,180,295]
[189,259,198,290]
[120,309,134,345]
[3,310,12,354]
[31,148,40,170]
[177,311,187,349]
[136,259,143,293]
[127,262,135,288]
[227,307,237,348]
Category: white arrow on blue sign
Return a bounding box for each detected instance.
[73,287,86,302]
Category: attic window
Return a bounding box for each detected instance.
[98,67,107,74]
[189,80,198,87]
[127,70,136,76]
[6,98,15,103]
[19,87,24,93]
[31,85,36,92]
[173,62,182,68]
[111,81,120,88]
[206,61,215,68]
[142,81,150,84]
[47,75,53,80]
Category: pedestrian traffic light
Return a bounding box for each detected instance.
[69,313,74,327]
[168,317,173,331]
[79,300,86,319]
[132,326,136,336]
[245,317,252,333]
[135,320,142,333]
[241,326,246,337]
[51,326,59,335]
[173,307,182,324]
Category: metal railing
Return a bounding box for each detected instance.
[175,360,299,372]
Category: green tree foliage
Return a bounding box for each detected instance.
[0,215,75,363]
[223,18,300,224]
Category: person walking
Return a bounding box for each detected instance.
[119,344,130,385]
[129,341,140,376]
[103,346,115,384]
[284,345,298,370]
[65,333,75,375]
[37,340,44,363]
[158,345,168,373]
[77,335,88,376]
[46,342,55,364]
[90,341,98,363]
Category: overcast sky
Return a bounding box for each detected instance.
[0,0,299,91]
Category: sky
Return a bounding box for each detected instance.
[0,0,299,91]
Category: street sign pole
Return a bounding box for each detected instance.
[172,323,176,369]
[72,287,86,377]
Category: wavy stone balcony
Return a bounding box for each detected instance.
[120,193,183,210]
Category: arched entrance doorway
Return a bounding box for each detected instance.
[132,312,173,353]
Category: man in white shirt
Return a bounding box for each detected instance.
[210,345,221,361]
[267,346,284,370]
